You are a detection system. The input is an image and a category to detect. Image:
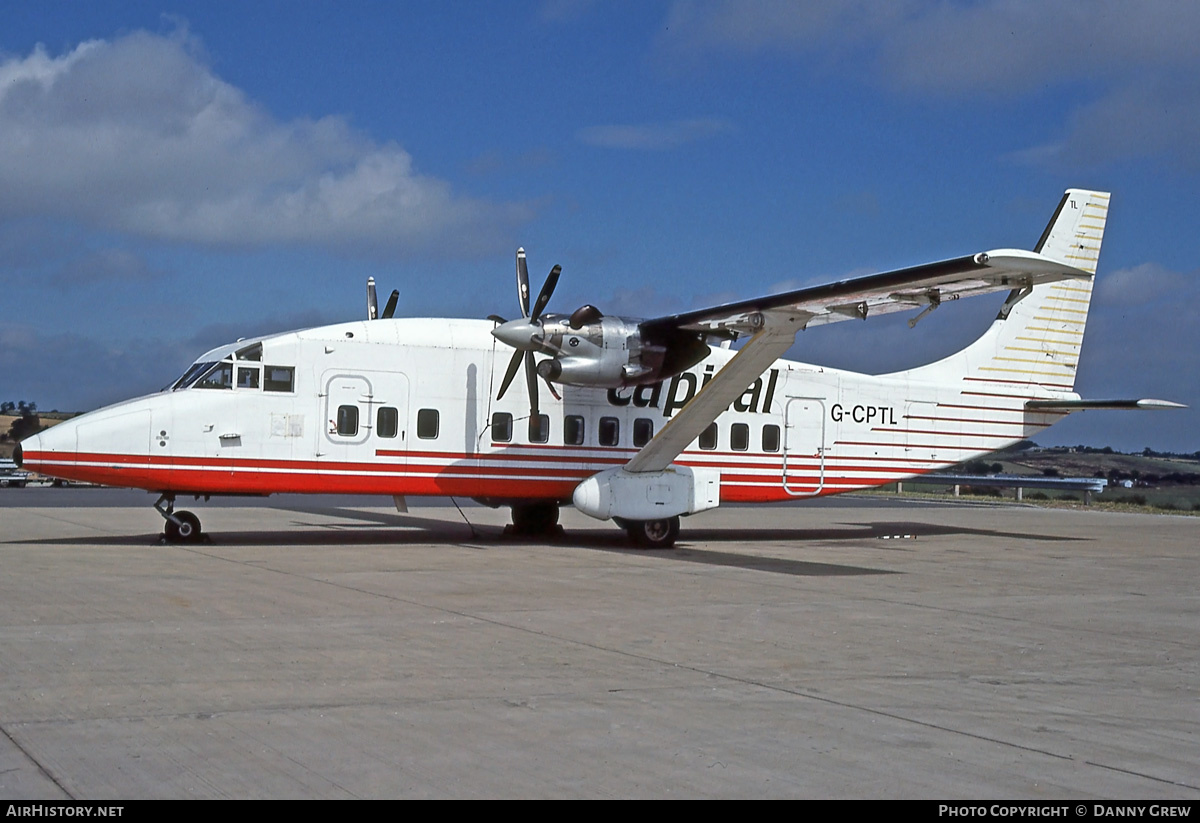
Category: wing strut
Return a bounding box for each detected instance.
[625,315,805,474]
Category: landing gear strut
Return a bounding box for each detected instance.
[616,516,680,549]
[154,494,204,543]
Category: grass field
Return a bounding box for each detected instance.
[878,484,1200,514]
[876,446,1200,515]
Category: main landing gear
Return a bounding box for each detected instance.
[507,502,563,537]
[505,502,680,548]
[614,516,680,549]
[154,493,204,543]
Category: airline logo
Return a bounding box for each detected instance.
[608,367,781,417]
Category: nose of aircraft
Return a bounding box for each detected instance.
[14,432,45,464]
[14,422,69,475]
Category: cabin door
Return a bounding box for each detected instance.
[319,371,409,466]
[782,397,827,496]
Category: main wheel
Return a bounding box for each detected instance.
[164,510,202,543]
[510,502,560,535]
[625,516,680,549]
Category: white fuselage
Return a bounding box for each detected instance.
[20,316,1063,503]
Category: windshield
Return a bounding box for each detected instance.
[167,339,274,392]
[193,360,234,390]
[171,361,217,391]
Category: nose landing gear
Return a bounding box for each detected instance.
[154,493,205,543]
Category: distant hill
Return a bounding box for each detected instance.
[1000,449,1200,484]
[0,415,70,460]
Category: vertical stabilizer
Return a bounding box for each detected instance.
[1035,189,1108,273]
[901,189,1109,395]
[991,189,1108,391]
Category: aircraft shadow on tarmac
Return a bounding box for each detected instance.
[12,506,1086,579]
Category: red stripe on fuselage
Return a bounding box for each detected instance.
[22,447,935,501]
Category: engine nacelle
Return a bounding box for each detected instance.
[533,314,711,389]
[572,465,722,521]
[537,355,626,386]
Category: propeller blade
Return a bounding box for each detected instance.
[381,290,399,319]
[367,277,378,320]
[487,314,507,324]
[530,264,561,322]
[543,374,561,401]
[525,350,539,418]
[516,248,530,318]
[497,349,524,400]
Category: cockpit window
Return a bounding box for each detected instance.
[237,367,260,389]
[236,342,262,361]
[263,366,295,393]
[172,361,216,391]
[194,360,234,390]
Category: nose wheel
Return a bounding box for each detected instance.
[154,494,205,543]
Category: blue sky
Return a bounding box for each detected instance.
[2,1,1198,452]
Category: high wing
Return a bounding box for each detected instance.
[639,248,1086,339]
[625,248,1092,474]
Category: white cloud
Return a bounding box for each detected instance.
[577,118,733,150]
[1095,262,1190,307]
[0,31,530,257]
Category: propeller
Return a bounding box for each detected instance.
[493,249,563,415]
[381,289,399,319]
[367,277,400,320]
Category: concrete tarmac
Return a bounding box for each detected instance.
[0,490,1196,798]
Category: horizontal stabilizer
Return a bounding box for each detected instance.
[1026,398,1186,411]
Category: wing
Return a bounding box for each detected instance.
[638,249,1088,339]
[626,248,1092,474]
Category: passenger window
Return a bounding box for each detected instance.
[762,424,781,453]
[699,422,718,450]
[731,423,749,451]
[417,409,439,439]
[194,361,233,390]
[492,412,512,443]
[378,407,399,438]
[564,415,584,446]
[237,367,260,389]
[264,366,294,392]
[633,418,653,447]
[599,417,619,447]
[337,405,359,436]
[529,414,549,443]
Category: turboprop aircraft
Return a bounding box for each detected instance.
[15,189,1182,546]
